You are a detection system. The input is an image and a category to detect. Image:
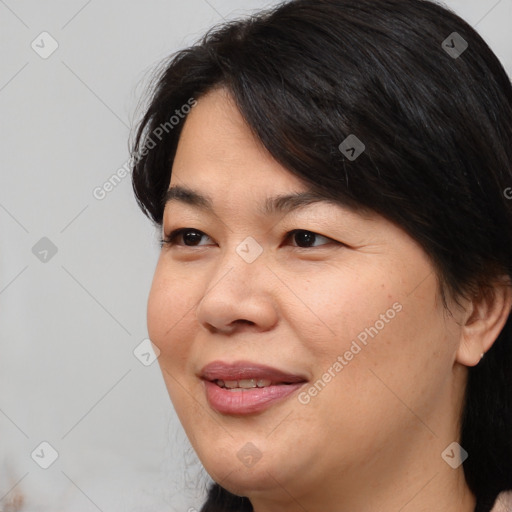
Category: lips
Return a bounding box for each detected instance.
[199,360,309,414]
[200,360,308,385]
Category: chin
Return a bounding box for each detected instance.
[196,436,290,489]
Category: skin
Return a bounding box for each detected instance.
[147,87,512,512]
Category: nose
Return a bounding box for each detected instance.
[195,246,278,335]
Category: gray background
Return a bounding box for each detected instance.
[0,0,511,510]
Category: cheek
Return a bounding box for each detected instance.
[147,262,203,418]
[147,260,198,363]
[295,252,444,372]
[297,270,451,440]
[281,261,406,361]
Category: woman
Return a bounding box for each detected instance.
[130,0,512,510]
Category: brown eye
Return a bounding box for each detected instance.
[288,230,332,248]
[161,228,212,247]
[180,229,205,246]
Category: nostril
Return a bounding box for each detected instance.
[234,319,255,326]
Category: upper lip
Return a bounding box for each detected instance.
[200,360,308,384]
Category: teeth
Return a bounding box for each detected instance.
[216,379,273,389]
[225,380,242,389]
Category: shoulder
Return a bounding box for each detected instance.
[491,491,512,512]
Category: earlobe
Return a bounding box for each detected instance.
[455,278,512,367]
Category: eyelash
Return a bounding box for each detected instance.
[160,228,338,249]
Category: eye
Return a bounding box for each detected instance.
[285,229,334,248]
[160,228,337,249]
[160,228,212,248]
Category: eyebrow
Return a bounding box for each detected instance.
[164,185,337,216]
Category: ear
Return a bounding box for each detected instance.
[456,277,512,367]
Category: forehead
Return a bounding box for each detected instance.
[170,87,313,197]
[174,87,263,162]
[168,88,376,223]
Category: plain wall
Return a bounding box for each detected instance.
[0,0,511,510]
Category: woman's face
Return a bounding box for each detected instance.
[147,87,467,507]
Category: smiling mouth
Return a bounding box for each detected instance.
[203,379,307,415]
[199,360,308,414]
[214,378,300,389]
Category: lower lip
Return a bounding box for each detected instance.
[203,380,306,415]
